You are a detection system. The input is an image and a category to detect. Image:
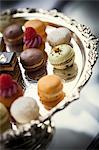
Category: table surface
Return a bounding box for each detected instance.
[1,1,99,150]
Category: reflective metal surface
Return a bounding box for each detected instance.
[0,8,98,148]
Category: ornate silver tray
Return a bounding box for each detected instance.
[0,8,98,150]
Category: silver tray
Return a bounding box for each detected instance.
[0,8,98,149]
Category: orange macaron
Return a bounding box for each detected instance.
[38,75,65,110]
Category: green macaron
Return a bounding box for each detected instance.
[49,44,75,69]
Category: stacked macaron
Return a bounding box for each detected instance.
[53,63,78,81]
[49,44,75,69]
[47,27,76,81]
[38,75,65,110]
[20,48,47,80]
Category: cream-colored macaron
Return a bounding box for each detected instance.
[53,63,78,81]
[10,97,39,124]
[49,44,75,69]
[47,27,72,47]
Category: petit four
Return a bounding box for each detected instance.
[20,48,46,71]
[38,75,65,110]
[25,65,47,81]
[0,52,23,85]
[53,63,78,81]
[3,24,23,52]
[49,44,75,69]
[10,97,39,124]
[20,48,47,80]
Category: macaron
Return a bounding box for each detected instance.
[0,103,11,133]
[38,75,65,110]
[25,65,47,81]
[20,48,46,72]
[47,27,72,47]
[3,24,23,46]
[10,97,39,124]
[53,63,78,81]
[49,44,75,69]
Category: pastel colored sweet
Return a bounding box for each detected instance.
[24,20,46,42]
[20,48,46,72]
[10,97,39,124]
[53,63,78,81]
[0,103,11,133]
[3,24,23,46]
[47,27,72,47]
[38,75,65,110]
[23,27,44,50]
[49,44,75,69]
[0,74,23,108]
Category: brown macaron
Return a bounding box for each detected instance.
[3,24,23,46]
[20,48,46,72]
[25,65,47,81]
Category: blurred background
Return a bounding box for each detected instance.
[0,0,99,150]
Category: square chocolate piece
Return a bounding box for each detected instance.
[0,52,18,72]
[0,52,24,87]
